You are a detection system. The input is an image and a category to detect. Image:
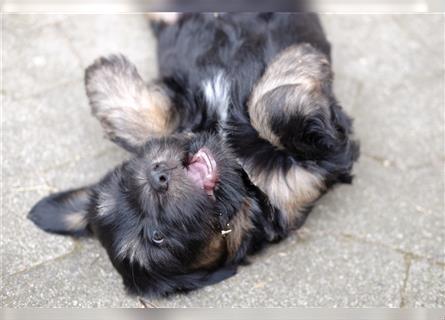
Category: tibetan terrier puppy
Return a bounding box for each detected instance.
[29,13,359,297]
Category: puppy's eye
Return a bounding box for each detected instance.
[152,230,164,244]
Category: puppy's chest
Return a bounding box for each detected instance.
[201,71,231,125]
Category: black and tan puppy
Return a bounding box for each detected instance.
[29,13,359,297]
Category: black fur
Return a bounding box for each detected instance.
[28,187,91,237]
[29,13,359,297]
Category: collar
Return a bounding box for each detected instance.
[216,209,232,237]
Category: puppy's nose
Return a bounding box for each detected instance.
[150,162,170,191]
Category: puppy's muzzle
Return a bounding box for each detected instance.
[150,162,171,192]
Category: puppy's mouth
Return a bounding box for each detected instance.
[185,148,218,196]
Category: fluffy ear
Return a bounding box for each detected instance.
[28,187,93,236]
[85,54,178,153]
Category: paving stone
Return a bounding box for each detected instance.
[3,13,67,35]
[304,157,445,262]
[321,14,445,169]
[2,82,128,279]
[1,173,75,278]
[321,15,444,82]
[403,260,445,307]
[2,81,118,178]
[1,239,141,307]
[332,72,363,114]
[2,17,83,99]
[2,14,67,69]
[352,73,444,170]
[155,231,405,307]
[58,14,158,79]
[42,145,129,192]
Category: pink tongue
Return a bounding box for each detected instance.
[186,148,217,195]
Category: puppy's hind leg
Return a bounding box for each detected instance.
[232,44,358,230]
[248,43,359,180]
[85,55,179,153]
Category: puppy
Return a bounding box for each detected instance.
[29,13,359,297]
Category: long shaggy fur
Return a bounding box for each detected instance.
[28,13,359,297]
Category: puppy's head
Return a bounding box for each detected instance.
[91,133,248,295]
[29,133,249,296]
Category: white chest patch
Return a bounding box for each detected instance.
[202,71,231,123]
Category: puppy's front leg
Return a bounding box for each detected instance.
[85,55,179,152]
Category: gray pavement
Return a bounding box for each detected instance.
[1,14,444,307]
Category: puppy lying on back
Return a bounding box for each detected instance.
[29,13,359,297]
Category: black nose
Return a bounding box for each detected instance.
[150,162,170,191]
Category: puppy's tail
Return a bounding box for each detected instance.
[28,186,93,237]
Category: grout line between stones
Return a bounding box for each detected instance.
[399,253,413,307]
[349,78,364,113]
[54,20,86,70]
[338,232,444,268]
[5,147,119,196]
[362,152,443,171]
[5,78,82,102]
[294,226,444,269]
[3,239,83,280]
[138,297,158,308]
[39,146,117,175]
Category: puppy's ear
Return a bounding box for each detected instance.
[28,187,93,236]
[85,54,178,153]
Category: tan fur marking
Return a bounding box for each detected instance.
[64,212,88,231]
[226,198,254,259]
[248,165,324,226]
[86,55,178,148]
[248,43,332,149]
[94,83,178,145]
[141,88,175,134]
[191,236,225,270]
[192,198,256,269]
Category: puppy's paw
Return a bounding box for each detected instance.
[85,54,177,152]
